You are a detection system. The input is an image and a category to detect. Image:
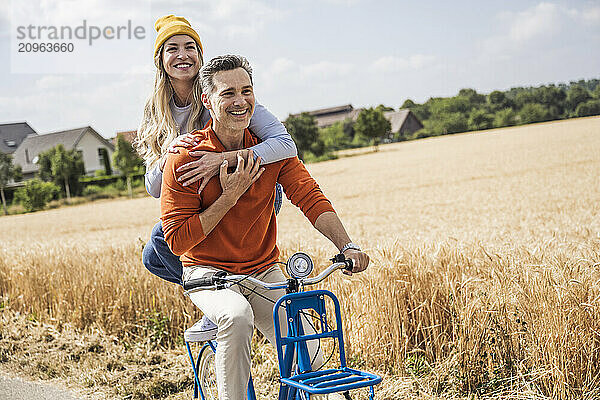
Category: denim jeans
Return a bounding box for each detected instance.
[143,183,283,285]
[142,221,183,284]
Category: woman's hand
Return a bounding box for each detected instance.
[159,134,200,172]
[168,133,200,153]
[176,151,225,193]
[219,150,264,205]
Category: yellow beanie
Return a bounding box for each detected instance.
[154,15,203,58]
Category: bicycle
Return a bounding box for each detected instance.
[182,252,382,399]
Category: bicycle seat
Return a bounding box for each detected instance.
[184,315,217,342]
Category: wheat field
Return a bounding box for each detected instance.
[1,117,599,399]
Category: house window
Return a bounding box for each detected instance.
[4,140,16,147]
[25,149,30,163]
[98,148,105,165]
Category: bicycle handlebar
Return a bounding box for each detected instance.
[183,255,353,294]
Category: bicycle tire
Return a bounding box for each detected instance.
[198,343,218,399]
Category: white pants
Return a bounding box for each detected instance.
[183,266,324,400]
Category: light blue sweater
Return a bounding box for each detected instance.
[144,101,296,198]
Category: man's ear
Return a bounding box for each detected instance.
[201,93,211,110]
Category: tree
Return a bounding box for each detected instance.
[593,84,600,99]
[319,122,351,152]
[423,112,468,136]
[353,108,391,150]
[488,91,506,107]
[514,91,537,109]
[518,103,551,124]
[37,145,84,201]
[284,113,321,160]
[535,85,566,118]
[566,85,591,115]
[113,135,143,198]
[429,96,471,115]
[493,108,517,128]
[488,91,514,110]
[401,99,416,109]
[51,145,74,200]
[468,109,494,131]
[99,148,112,175]
[0,153,22,215]
[14,179,59,212]
[458,88,486,107]
[575,100,600,117]
[376,104,394,112]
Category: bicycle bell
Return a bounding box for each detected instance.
[286,252,314,278]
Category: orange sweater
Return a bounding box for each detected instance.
[160,126,335,274]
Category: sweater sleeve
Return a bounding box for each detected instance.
[160,152,207,256]
[278,157,335,225]
[248,101,297,163]
[145,164,163,198]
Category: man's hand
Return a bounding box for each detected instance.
[219,150,264,205]
[341,249,369,276]
[176,151,224,193]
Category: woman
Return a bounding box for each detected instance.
[136,15,295,285]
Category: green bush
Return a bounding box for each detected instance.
[82,185,103,196]
[14,179,59,212]
[518,103,551,124]
[493,108,517,127]
[575,100,600,117]
[468,109,494,131]
[113,178,127,192]
[303,151,338,163]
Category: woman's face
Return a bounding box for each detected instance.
[162,35,201,82]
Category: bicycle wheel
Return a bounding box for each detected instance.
[198,344,218,399]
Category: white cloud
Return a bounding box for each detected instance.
[268,57,296,75]
[483,1,600,56]
[11,0,151,25]
[301,61,354,79]
[35,75,68,90]
[152,0,284,40]
[319,0,362,4]
[260,58,354,86]
[371,54,436,72]
[0,72,152,137]
[568,5,600,26]
[508,2,561,42]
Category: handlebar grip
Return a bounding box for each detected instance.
[344,258,354,271]
[183,276,215,291]
[331,253,354,272]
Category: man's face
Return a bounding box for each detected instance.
[202,68,255,132]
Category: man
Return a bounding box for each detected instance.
[161,54,369,400]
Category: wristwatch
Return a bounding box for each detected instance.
[340,242,361,253]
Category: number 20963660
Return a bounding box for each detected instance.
[18,42,74,52]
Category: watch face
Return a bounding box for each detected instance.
[286,252,314,278]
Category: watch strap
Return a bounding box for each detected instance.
[340,242,361,253]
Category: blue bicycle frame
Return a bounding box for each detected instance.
[186,267,382,399]
[273,289,381,400]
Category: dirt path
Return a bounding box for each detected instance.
[0,371,85,400]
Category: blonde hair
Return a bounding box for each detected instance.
[135,45,204,168]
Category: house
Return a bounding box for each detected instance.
[301,104,362,128]
[0,122,37,155]
[112,130,137,146]
[12,126,115,180]
[295,104,423,138]
[383,109,424,138]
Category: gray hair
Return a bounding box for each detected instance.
[200,55,253,96]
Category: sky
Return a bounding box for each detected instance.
[0,0,599,139]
